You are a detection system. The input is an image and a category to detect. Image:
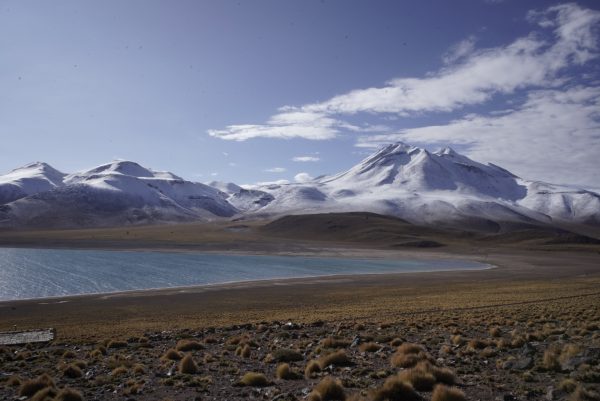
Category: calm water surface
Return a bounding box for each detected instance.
[0,247,488,301]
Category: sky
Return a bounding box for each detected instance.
[1,0,599,189]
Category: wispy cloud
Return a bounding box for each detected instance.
[264,167,286,173]
[207,3,600,142]
[442,36,476,64]
[294,172,314,183]
[292,156,320,162]
[208,111,348,141]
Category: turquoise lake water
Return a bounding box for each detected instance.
[0,247,487,301]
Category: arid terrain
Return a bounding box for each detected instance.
[1,213,600,400]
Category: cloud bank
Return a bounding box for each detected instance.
[208,3,600,187]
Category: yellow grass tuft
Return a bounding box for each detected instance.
[179,354,198,374]
[30,387,58,401]
[62,364,83,379]
[162,348,183,361]
[312,376,346,401]
[370,375,420,401]
[54,388,84,401]
[239,372,269,387]
[107,340,128,349]
[431,384,467,401]
[318,350,352,369]
[276,363,300,380]
[19,374,55,397]
[176,339,204,352]
[359,342,381,353]
[321,337,351,348]
[306,360,322,378]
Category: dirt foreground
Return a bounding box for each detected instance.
[1,244,599,401]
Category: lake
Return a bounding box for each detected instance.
[0,247,488,301]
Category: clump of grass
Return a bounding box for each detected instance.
[176,339,204,352]
[162,348,183,361]
[370,375,419,401]
[431,384,467,401]
[391,353,420,368]
[54,388,84,401]
[560,344,582,363]
[398,368,435,391]
[62,350,76,359]
[6,375,21,387]
[111,366,128,377]
[570,385,600,401]
[276,363,301,380]
[310,376,345,401]
[466,339,488,351]
[489,327,502,337]
[318,350,352,369]
[204,336,218,344]
[62,364,83,379]
[321,337,351,348]
[19,374,55,397]
[451,335,464,346]
[397,343,425,354]
[543,346,561,371]
[30,387,57,401]
[239,372,269,387]
[179,353,198,374]
[359,342,380,353]
[132,363,146,375]
[235,344,251,358]
[276,363,292,380]
[511,336,526,348]
[559,378,578,393]
[107,340,128,349]
[390,343,431,369]
[305,360,322,378]
[272,348,303,362]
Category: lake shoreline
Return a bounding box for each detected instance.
[1,246,599,341]
[0,245,492,302]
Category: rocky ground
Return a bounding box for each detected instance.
[1,292,599,401]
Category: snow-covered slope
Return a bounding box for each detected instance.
[0,162,66,204]
[0,144,598,233]
[248,143,600,234]
[207,181,274,213]
[0,161,236,228]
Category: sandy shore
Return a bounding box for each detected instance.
[1,245,599,341]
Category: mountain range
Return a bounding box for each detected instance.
[1,142,599,237]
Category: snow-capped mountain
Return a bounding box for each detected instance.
[0,161,236,228]
[246,143,600,234]
[0,144,598,233]
[0,162,65,204]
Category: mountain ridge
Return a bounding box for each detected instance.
[1,143,598,236]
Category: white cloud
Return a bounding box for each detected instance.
[243,179,290,188]
[294,172,314,183]
[208,111,346,141]
[442,36,476,64]
[292,156,320,162]
[207,3,600,141]
[264,167,286,173]
[357,85,600,188]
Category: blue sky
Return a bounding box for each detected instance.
[1,1,599,188]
